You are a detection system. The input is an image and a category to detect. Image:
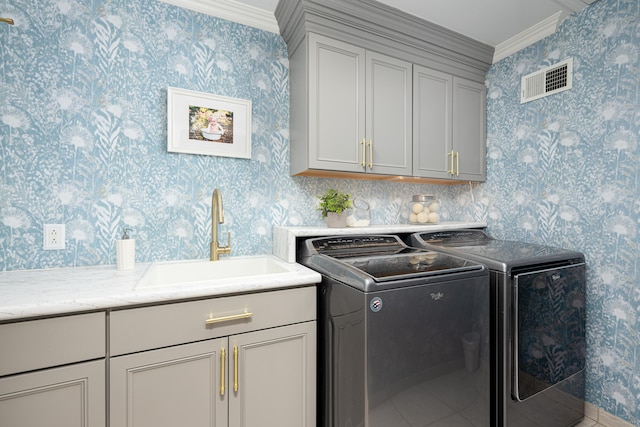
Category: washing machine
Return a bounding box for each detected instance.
[298,234,491,427]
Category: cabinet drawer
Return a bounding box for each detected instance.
[0,312,106,377]
[110,286,316,356]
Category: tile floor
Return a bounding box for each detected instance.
[369,366,488,427]
[365,367,636,427]
[577,402,637,427]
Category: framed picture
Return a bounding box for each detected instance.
[167,87,252,159]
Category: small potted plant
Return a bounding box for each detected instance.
[317,189,352,228]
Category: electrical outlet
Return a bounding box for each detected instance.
[43,224,65,250]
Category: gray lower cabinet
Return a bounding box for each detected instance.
[0,288,316,427]
[110,339,227,427]
[109,287,316,427]
[0,360,105,427]
[291,32,412,176]
[0,313,106,427]
[413,65,486,181]
[228,324,315,427]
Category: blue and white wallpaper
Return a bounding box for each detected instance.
[0,0,473,271]
[1,0,639,424]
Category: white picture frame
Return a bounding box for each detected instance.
[167,86,252,159]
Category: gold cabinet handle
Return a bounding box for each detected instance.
[448,150,455,174]
[220,348,226,396]
[233,346,239,392]
[360,138,366,167]
[205,311,252,325]
[368,140,373,169]
[455,151,459,176]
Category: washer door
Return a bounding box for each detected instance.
[366,274,490,426]
[512,263,586,401]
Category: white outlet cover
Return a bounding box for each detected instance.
[43,224,66,250]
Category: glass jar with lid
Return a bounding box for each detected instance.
[408,194,440,224]
[346,198,371,227]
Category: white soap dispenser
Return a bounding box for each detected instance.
[116,228,135,270]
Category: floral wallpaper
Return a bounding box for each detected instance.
[484,0,640,424]
[0,0,473,272]
[1,0,639,424]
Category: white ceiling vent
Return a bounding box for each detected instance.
[520,58,573,103]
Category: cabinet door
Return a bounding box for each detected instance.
[308,33,366,173]
[229,321,316,427]
[366,51,412,175]
[453,77,486,181]
[413,65,453,179]
[110,339,227,427]
[0,360,105,427]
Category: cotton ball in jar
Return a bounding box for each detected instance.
[428,202,440,213]
[428,212,440,223]
[416,211,429,223]
[412,203,424,214]
[410,213,418,223]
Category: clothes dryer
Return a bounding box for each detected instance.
[409,229,586,427]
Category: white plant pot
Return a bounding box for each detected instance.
[326,212,348,228]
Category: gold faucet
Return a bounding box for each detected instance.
[210,188,231,261]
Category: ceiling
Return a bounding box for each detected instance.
[165,0,598,62]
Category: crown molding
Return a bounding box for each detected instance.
[492,10,563,63]
[159,0,585,66]
[276,0,493,81]
[158,0,279,33]
[552,0,591,12]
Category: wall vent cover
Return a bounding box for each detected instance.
[520,58,573,103]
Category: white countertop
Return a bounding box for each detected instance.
[0,222,485,322]
[0,255,321,322]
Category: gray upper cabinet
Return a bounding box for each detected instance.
[453,78,486,181]
[413,66,486,181]
[297,33,364,174]
[291,33,411,176]
[276,0,493,183]
[366,50,412,176]
[413,67,452,179]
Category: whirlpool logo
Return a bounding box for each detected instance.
[430,292,444,300]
